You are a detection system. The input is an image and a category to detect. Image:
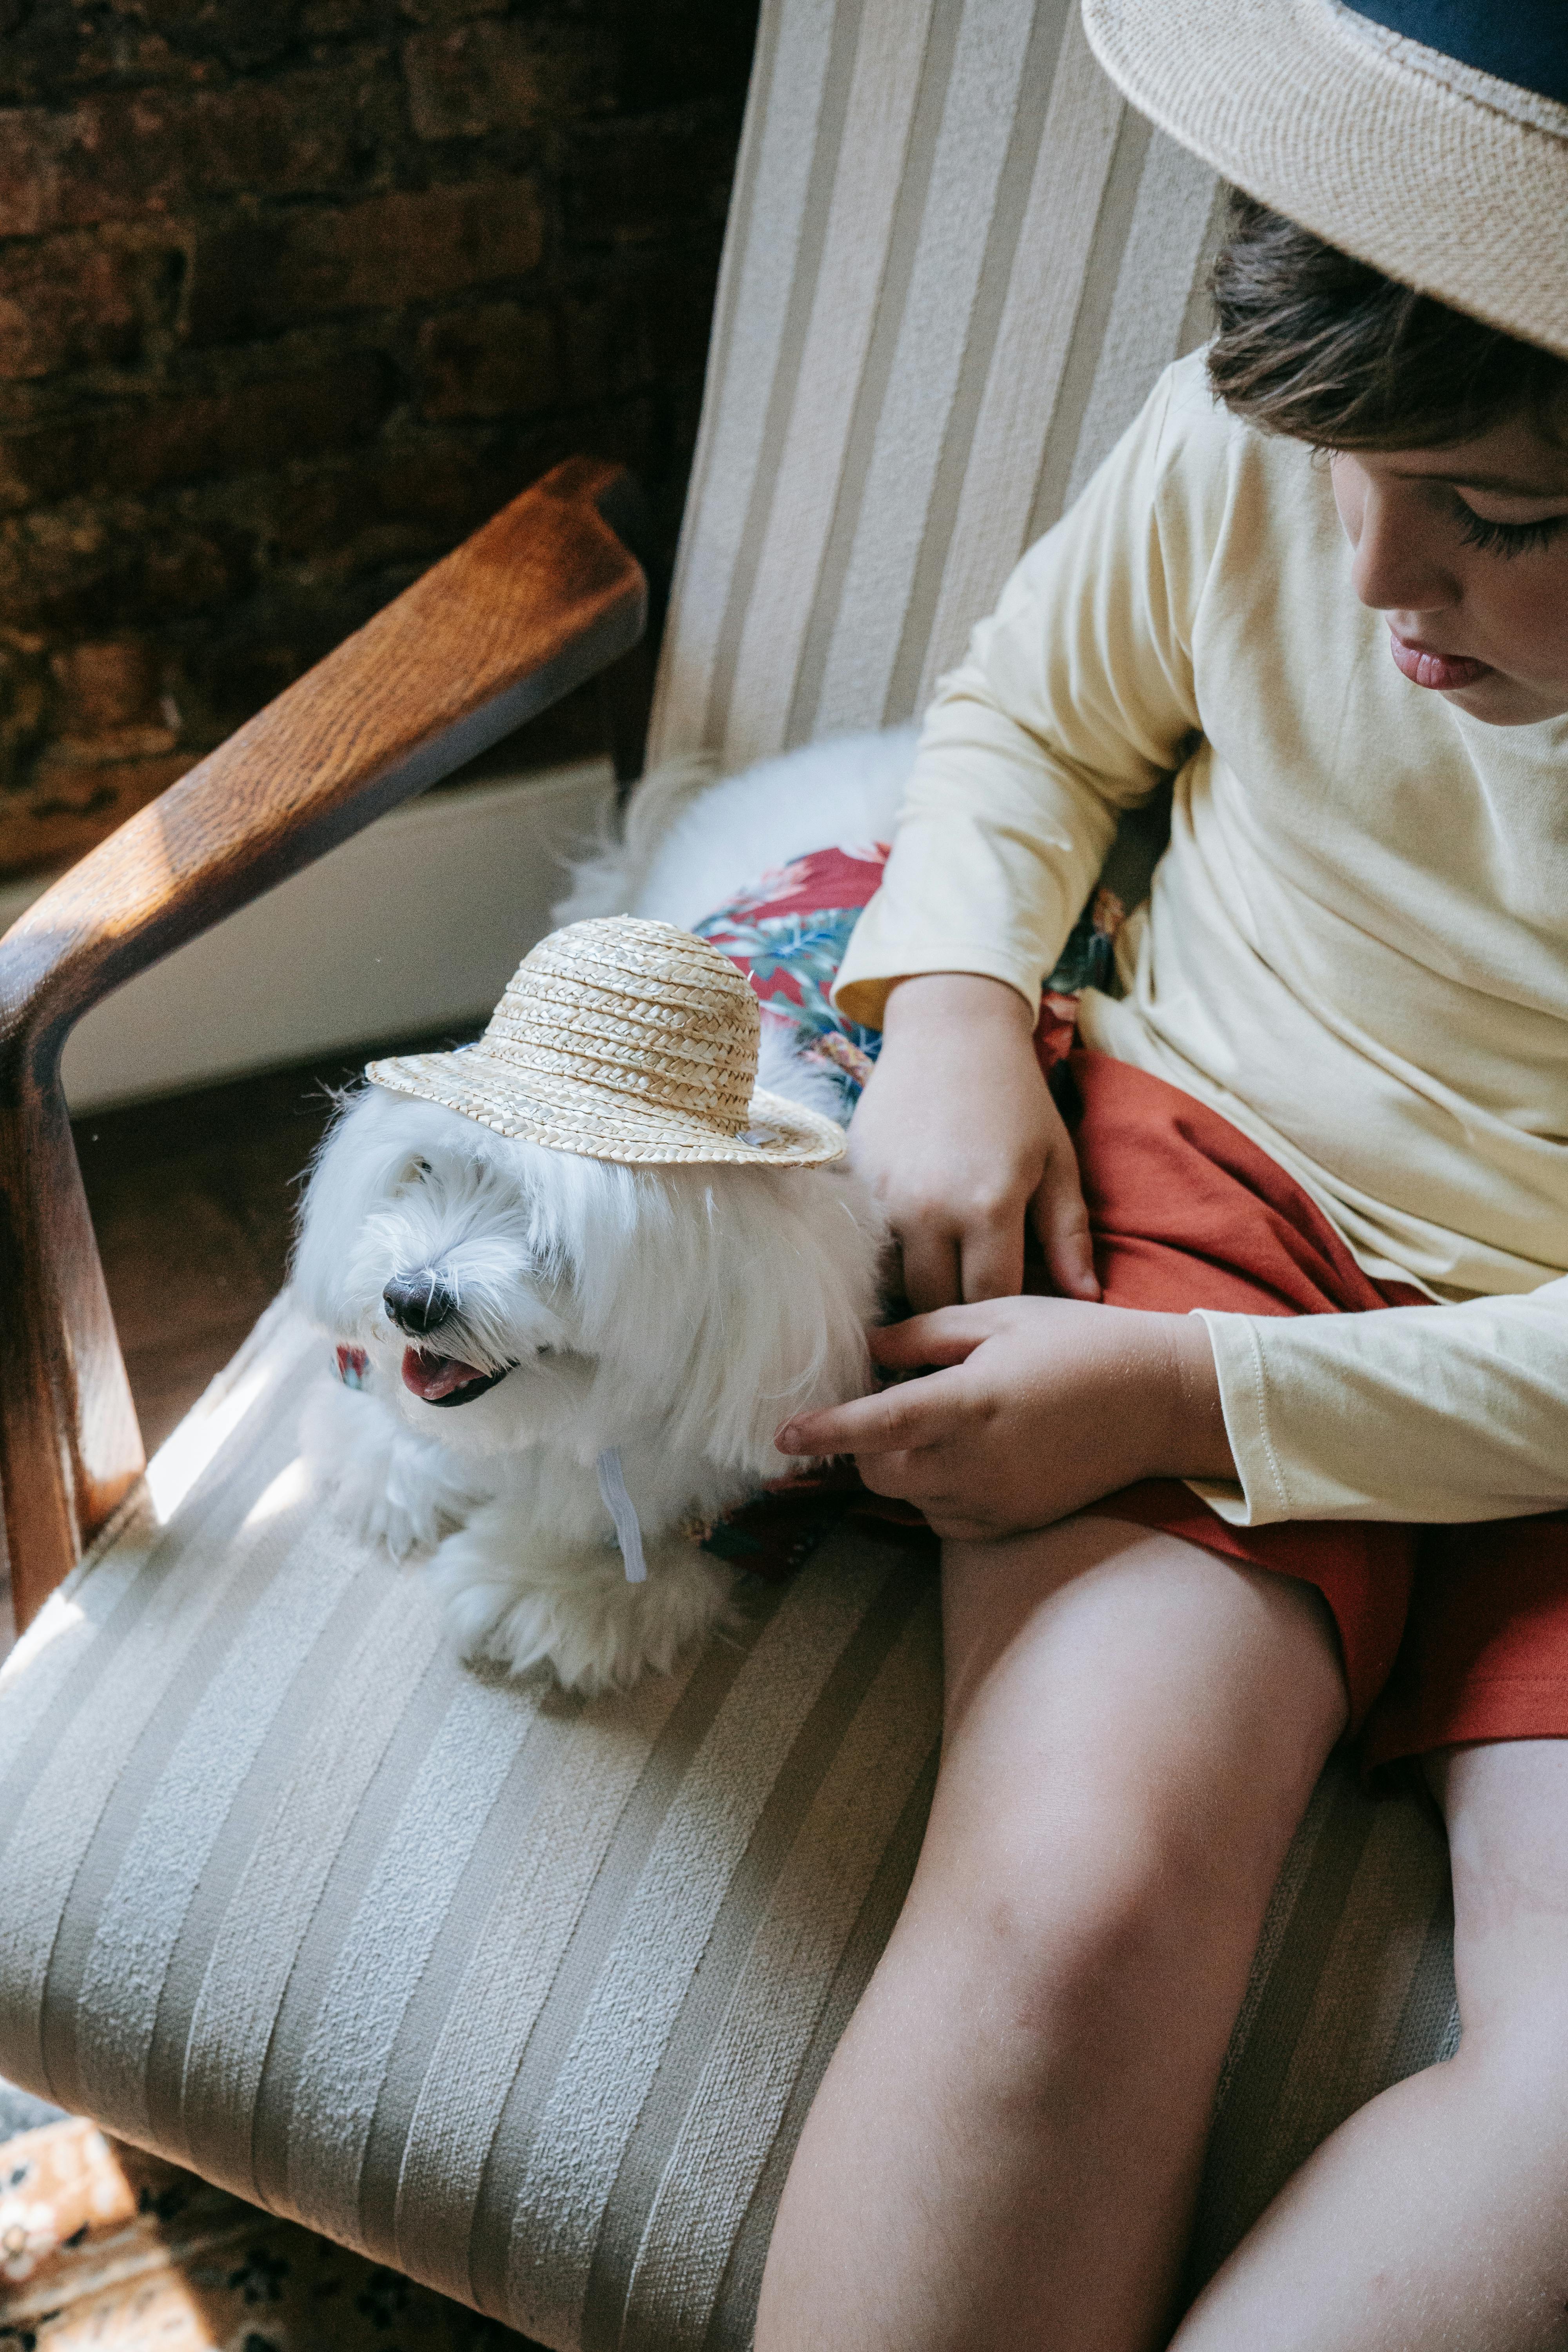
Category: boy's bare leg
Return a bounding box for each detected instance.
[1171,1736,1568,2351]
[754,1515,1348,2352]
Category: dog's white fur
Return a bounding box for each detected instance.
[554,722,916,931]
[293,729,913,1693]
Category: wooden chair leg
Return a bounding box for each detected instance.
[0,457,646,1628]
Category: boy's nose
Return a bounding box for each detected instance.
[1348,477,1460,617]
[383,1269,457,1334]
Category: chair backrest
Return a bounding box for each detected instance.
[647,0,1222,773]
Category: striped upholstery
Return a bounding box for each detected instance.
[0,4,1465,2346]
[648,0,1224,770]
[0,1308,942,2349]
[0,1306,1456,2348]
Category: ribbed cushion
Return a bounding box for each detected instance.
[0,1305,940,2347]
[0,1305,1458,2347]
[647,0,1224,771]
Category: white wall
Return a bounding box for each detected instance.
[0,759,617,1111]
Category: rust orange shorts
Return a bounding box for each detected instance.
[1056,1049,1568,1768]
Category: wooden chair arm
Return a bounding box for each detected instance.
[0,456,646,1631]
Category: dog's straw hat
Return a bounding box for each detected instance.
[366,916,846,1168]
[1082,0,1568,360]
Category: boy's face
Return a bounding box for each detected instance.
[1330,414,1568,726]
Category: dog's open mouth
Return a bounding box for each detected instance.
[401,1347,512,1407]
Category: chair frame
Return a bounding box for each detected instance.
[0,457,646,1635]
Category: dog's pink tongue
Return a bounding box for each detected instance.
[402,1346,486,1401]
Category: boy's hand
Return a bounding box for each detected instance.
[849,972,1099,1312]
[775,1299,1234,1542]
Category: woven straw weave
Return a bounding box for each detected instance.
[368,918,845,1168]
[1083,0,1568,360]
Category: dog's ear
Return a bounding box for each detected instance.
[291,1086,441,1332]
[670,1167,882,1477]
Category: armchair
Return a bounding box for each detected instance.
[0,5,1459,2347]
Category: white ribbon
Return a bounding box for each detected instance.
[596,1446,647,1583]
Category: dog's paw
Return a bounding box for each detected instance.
[301,1377,481,1559]
[428,1514,735,1695]
[355,1476,455,1563]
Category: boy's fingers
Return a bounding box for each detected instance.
[776,1364,976,1457]
[896,1227,964,1315]
[958,1215,1025,1305]
[1029,1153,1101,1302]
[871,1310,999,1368]
[857,1450,950,1503]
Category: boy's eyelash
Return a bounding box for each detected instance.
[1453,503,1568,559]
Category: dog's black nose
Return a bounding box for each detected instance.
[383,1269,457,1334]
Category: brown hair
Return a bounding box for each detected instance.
[1207,193,1568,449]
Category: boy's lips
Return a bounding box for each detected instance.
[401,1347,512,1406]
[1388,627,1492,693]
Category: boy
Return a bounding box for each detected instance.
[755,4,1568,2346]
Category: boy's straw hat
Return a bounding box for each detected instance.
[366,916,846,1169]
[1081,0,1568,361]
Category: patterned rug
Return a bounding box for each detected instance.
[0,2087,59,2153]
[0,2117,542,2352]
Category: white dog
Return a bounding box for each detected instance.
[293,906,889,1696]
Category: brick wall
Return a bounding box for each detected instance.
[0,0,760,880]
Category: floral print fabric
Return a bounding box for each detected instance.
[694,842,1125,1120]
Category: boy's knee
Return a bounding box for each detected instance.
[981,1867,1181,2066]
[1453,1954,1568,2096]
[933,1798,1259,2095]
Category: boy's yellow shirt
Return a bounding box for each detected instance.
[834,350,1568,1530]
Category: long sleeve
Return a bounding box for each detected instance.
[833,369,1214,1029]
[1194,1284,1568,1525]
[830,344,1568,1531]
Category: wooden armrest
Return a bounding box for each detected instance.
[0,456,645,1630]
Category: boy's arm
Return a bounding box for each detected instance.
[775,1295,1233,1543]
[1195,1286,1568,1524]
[775,1276,1568,1541]
[834,362,1220,1309]
[834,362,1214,1031]
[850,973,1100,1311]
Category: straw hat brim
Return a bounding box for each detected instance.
[365,1046,848,1168]
[1082,0,1568,361]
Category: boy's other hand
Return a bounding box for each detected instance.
[775,1299,1235,1542]
[849,971,1100,1312]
